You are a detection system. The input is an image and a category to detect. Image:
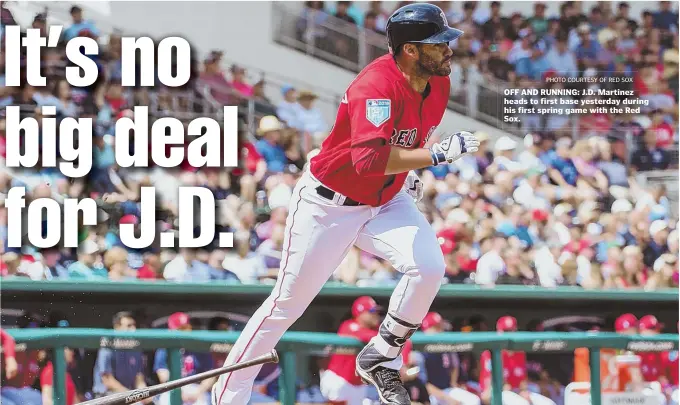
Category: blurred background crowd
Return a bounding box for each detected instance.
[0,1,678,290]
[0,1,678,405]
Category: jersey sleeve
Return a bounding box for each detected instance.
[338,320,376,343]
[1,329,16,359]
[479,350,491,393]
[347,73,398,146]
[40,362,54,387]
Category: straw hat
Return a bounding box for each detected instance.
[256,115,285,136]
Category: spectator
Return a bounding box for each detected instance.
[163,248,209,282]
[635,314,677,404]
[67,240,106,279]
[229,65,253,98]
[93,312,149,400]
[490,136,524,174]
[198,51,236,106]
[208,250,240,283]
[546,136,579,189]
[574,23,602,70]
[154,313,215,405]
[545,35,578,76]
[334,1,356,25]
[527,3,549,39]
[39,348,78,405]
[221,231,267,284]
[474,233,507,286]
[256,223,285,279]
[255,115,288,173]
[1,328,42,405]
[516,47,550,81]
[276,85,300,129]
[480,316,556,405]
[103,247,136,281]
[654,1,679,32]
[367,2,389,33]
[631,130,671,171]
[650,108,675,150]
[294,90,328,135]
[414,312,481,405]
[137,253,162,280]
[63,5,100,41]
[481,1,508,41]
[320,296,380,405]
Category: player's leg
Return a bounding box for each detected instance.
[353,191,446,404]
[501,390,531,405]
[528,392,557,405]
[212,172,372,405]
[447,387,482,405]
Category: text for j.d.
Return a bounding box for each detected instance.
[3,25,237,250]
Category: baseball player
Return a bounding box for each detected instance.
[320,296,382,405]
[412,312,481,405]
[212,4,479,405]
[479,317,555,405]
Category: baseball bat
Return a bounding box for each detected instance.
[79,350,279,405]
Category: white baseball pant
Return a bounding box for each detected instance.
[430,387,482,405]
[502,390,557,405]
[320,370,367,405]
[212,170,445,405]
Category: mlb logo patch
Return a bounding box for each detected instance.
[366,99,391,127]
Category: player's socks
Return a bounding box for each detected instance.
[355,314,418,405]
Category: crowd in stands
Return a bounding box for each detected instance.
[0,2,678,292]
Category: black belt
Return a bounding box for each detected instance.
[316,185,365,206]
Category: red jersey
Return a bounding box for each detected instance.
[327,319,378,385]
[639,352,665,382]
[479,350,527,392]
[662,351,679,385]
[310,54,450,206]
[41,362,77,405]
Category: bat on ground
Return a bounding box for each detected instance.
[79,349,279,405]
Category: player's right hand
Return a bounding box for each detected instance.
[429,131,480,165]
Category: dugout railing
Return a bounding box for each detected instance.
[5,328,678,405]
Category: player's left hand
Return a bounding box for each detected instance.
[403,170,423,203]
[430,131,480,165]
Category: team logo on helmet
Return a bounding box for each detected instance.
[440,12,447,25]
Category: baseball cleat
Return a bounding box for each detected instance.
[356,344,410,405]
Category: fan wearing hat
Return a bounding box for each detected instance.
[255,116,288,173]
[320,296,383,405]
[635,315,670,384]
[412,312,481,405]
[295,90,328,135]
[480,317,555,405]
[154,313,216,405]
[490,136,525,175]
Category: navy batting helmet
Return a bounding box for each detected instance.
[386,3,464,54]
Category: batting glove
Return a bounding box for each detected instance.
[429,131,480,165]
[402,170,424,203]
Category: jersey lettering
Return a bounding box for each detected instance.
[389,128,418,147]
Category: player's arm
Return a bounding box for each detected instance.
[348,79,478,176]
[1,329,18,380]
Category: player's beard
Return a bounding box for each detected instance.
[416,52,451,77]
